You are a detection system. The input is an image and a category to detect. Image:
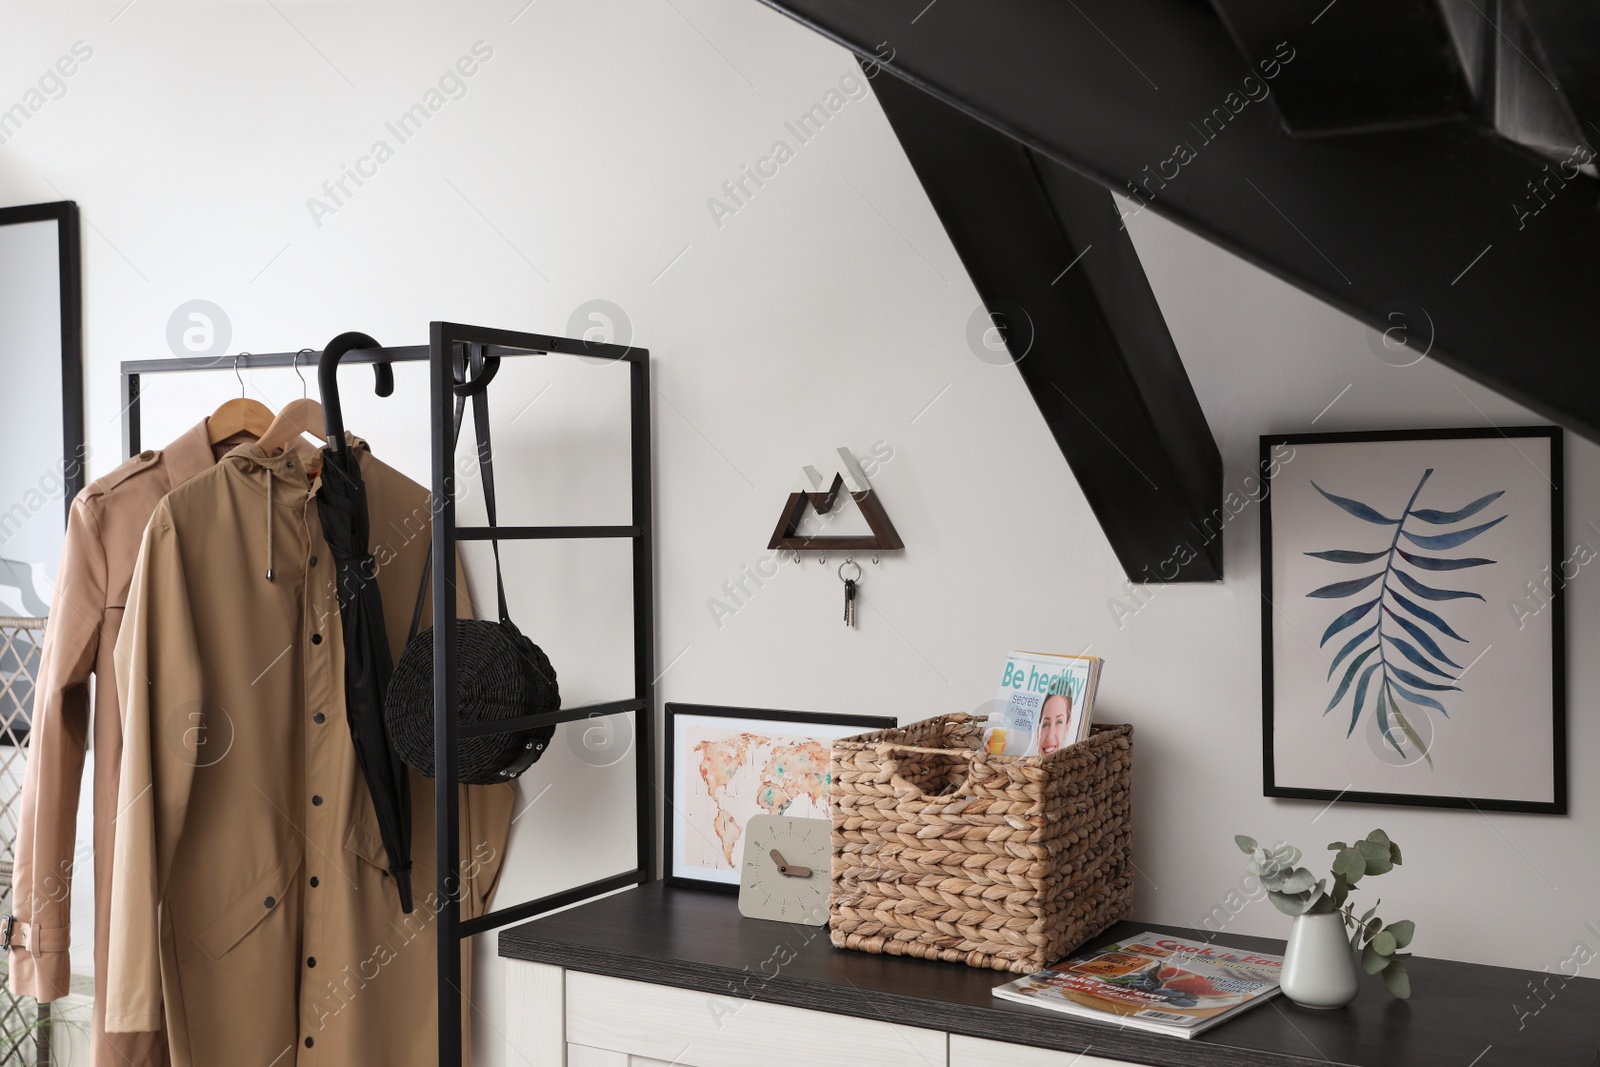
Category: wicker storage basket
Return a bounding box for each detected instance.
[830,713,1133,974]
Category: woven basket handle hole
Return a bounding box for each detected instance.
[876,743,980,799]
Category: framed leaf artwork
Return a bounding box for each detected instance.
[1260,427,1565,813]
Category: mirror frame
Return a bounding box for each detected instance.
[0,200,84,518]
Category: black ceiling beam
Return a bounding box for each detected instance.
[1210,0,1475,134]
[1504,1,1600,151]
[869,68,1222,582]
[755,0,1600,445]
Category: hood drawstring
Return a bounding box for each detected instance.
[265,473,275,581]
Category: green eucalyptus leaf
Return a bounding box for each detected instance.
[1356,839,1394,875]
[1268,891,1312,917]
[1386,920,1415,949]
[1382,960,1412,999]
[1328,841,1347,851]
[1236,835,1259,854]
[1366,829,1391,847]
[1279,868,1316,894]
[1333,847,1367,883]
[1362,942,1389,974]
[1372,930,1397,956]
[1359,904,1378,925]
[1390,842,1403,865]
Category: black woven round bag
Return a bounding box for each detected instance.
[382,347,560,784]
[385,619,558,784]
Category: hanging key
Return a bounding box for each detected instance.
[839,559,862,628]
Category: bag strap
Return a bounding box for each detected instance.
[470,346,512,626]
[406,346,506,641]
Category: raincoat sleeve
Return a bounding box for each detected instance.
[7,498,106,1001]
[106,504,199,1033]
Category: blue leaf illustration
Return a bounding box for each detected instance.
[1382,606,1464,668]
[1325,646,1379,714]
[1411,490,1505,525]
[1390,682,1450,717]
[1393,569,1486,603]
[1401,515,1505,551]
[1389,665,1461,693]
[1319,598,1380,647]
[1349,662,1381,736]
[1376,686,1406,758]
[1306,469,1498,759]
[1388,588,1468,642]
[1397,548,1494,571]
[1308,572,1384,599]
[1311,482,1399,525]
[1305,549,1389,564]
[1383,633,1456,679]
[1328,623,1380,679]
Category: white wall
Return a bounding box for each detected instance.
[2,1,1594,1061]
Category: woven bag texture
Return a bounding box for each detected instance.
[385,619,559,784]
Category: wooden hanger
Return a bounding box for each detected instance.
[210,353,274,444]
[256,397,324,453]
[254,350,325,472]
[207,397,275,444]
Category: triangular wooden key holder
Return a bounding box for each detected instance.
[767,447,904,552]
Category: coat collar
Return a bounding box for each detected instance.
[219,433,372,502]
[164,418,224,488]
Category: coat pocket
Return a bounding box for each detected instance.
[191,853,303,962]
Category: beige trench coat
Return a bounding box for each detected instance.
[8,419,227,1067]
[108,438,513,1067]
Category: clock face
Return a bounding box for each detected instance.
[737,815,832,926]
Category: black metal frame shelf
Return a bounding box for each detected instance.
[118,321,654,1067]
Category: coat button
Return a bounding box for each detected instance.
[309,555,318,567]
[264,897,276,908]
[312,795,323,806]
[311,633,323,645]
[305,1037,314,1048]
[139,450,155,461]
[309,876,319,887]
[313,712,326,724]
[307,956,317,968]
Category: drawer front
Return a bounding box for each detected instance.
[951,1034,1140,1067]
[567,1045,679,1067]
[566,971,948,1067]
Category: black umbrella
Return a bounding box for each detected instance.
[315,332,415,912]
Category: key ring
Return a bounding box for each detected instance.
[838,559,862,583]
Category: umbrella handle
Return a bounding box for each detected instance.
[318,331,393,453]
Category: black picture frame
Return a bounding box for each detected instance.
[0,200,84,518]
[663,702,894,892]
[1260,426,1566,814]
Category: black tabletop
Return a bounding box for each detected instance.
[499,881,1600,1067]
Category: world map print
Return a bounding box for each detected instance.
[685,730,831,873]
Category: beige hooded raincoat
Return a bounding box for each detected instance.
[107,437,512,1067]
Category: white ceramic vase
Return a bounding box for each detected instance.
[1280,911,1359,1009]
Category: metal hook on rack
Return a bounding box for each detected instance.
[872,549,880,564]
[232,352,249,397]
[819,551,827,564]
[793,550,801,564]
[292,349,313,398]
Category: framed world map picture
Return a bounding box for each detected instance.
[664,703,895,891]
[1260,426,1565,814]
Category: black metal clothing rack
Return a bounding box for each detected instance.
[118,322,655,1067]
